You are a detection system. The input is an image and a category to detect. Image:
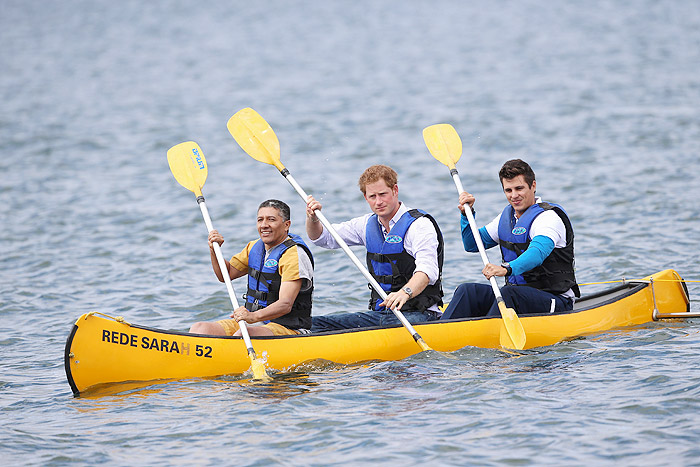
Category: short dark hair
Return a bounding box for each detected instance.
[499,159,536,187]
[258,199,290,221]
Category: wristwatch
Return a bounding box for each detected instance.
[402,286,413,298]
[501,262,512,276]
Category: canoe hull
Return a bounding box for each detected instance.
[65,269,691,395]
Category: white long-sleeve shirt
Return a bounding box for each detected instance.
[310,203,441,310]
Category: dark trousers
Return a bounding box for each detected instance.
[311,309,439,332]
[441,283,573,320]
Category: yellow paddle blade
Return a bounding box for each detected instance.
[167,141,208,197]
[498,302,526,350]
[499,321,516,349]
[416,338,433,352]
[422,124,463,170]
[227,108,285,171]
[250,356,272,382]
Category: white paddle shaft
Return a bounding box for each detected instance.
[451,171,505,302]
[197,199,256,350]
[282,171,420,334]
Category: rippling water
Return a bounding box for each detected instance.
[2,0,700,465]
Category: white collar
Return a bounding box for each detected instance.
[513,197,542,220]
[381,202,409,234]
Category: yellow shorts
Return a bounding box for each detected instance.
[216,319,300,336]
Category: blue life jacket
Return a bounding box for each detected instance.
[365,209,443,311]
[497,202,579,297]
[245,233,313,329]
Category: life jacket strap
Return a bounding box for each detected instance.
[249,268,278,283]
[246,288,268,301]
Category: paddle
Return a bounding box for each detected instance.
[227,107,433,352]
[167,141,271,380]
[423,124,526,350]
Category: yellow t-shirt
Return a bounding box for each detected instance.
[230,238,311,283]
[217,237,313,336]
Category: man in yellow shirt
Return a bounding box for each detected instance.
[189,199,314,336]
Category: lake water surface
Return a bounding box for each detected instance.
[2,1,700,465]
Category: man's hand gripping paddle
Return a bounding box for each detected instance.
[423,124,526,350]
[167,141,271,380]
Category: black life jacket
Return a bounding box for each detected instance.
[498,202,580,297]
[365,209,444,311]
[245,233,314,329]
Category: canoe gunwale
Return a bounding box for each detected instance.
[572,282,646,313]
[73,280,650,343]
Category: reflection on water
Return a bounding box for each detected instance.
[234,372,320,400]
[3,0,700,464]
[76,379,180,400]
[76,362,352,401]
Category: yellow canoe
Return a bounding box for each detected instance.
[65,269,692,396]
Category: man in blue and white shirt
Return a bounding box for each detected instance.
[441,159,579,320]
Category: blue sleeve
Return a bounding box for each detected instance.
[509,235,555,276]
[460,212,497,252]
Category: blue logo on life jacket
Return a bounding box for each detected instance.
[385,235,403,243]
[512,227,527,235]
[264,259,278,268]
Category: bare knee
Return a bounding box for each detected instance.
[189,322,226,335]
[237,326,274,337]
